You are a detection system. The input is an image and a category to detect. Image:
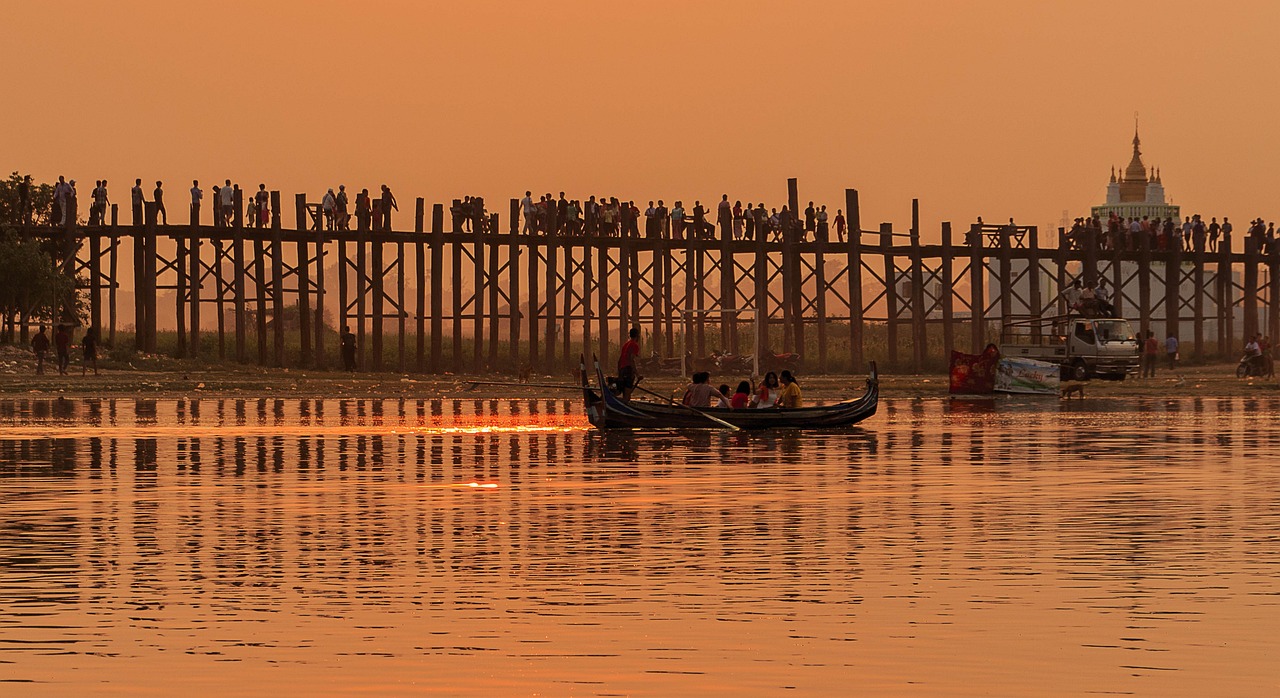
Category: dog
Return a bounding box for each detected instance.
[1060,383,1085,400]
[518,365,532,383]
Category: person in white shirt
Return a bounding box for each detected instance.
[520,191,535,234]
[1062,279,1082,313]
[220,180,234,226]
[322,188,336,231]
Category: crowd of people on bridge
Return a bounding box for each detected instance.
[518,191,848,243]
[1063,213,1280,255]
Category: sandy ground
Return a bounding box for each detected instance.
[0,344,1274,401]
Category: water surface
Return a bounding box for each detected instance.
[1,397,1278,696]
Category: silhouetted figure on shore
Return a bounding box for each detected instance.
[82,327,99,376]
[341,325,358,371]
[54,325,71,375]
[154,181,167,225]
[30,325,49,375]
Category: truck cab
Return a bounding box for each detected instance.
[1000,315,1141,381]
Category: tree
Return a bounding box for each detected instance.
[0,229,83,343]
[0,171,54,226]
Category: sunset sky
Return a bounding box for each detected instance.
[7,1,1279,240]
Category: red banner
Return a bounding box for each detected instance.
[949,345,1001,394]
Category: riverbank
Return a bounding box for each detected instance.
[0,345,1273,400]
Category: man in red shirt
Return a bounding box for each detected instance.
[617,327,641,401]
[1142,330,1159,379]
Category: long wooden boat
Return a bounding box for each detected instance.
[581,359,878,430]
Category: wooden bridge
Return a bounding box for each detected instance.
[15,178,1278,373]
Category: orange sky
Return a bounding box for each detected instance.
[6,1,1280,240]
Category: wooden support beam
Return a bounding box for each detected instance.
[431,204,445,373]
[598,238,610,365]
[451,227,463,373]
[488,213,500,371]
[997,223,1012,328]
[846,190,863,369]
[397,238,406,372]
[271,191,285,367]
[176,223,187,358]
[473,226,485,372]
[1218,231,1232,358]
[941,222,955,356]
[881,223,898,368]
[507,214,521,368]
[356,222,367,370]
[909,199,926,372]
[1243,235,1259,342]
[295,194,311,368]
[1167,231,1183,343]
[1193,246,1205,359]
[526,222,539,368]
[1028,226,1041,344]
[371,230,384,372]
[969,223,984,353]
[313,202,326,369]
[786,177,803,353]
[109,204,118,346]
[415,198,426,372]
[544,225,558,371]
[254,224,268,366]
[1138,226,1152,337]
[189,204,201,358]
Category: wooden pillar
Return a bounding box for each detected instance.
[488,213,501,371]
[909,199,926,372]
[1193,246,1205,359]
[295,194,311,368]
[371,229,384,372]
[336,229,349,364]
[430,204,444,373]
[415,198,426,372]
[997,223,1013,328]
[683,243,695,363]
[694,240,706,357]
[1218,231,1232,358]
[581,242,593,363]
[356,221,367,370]
[847,190,863,369]
[506,213,521,367]
[1028,226,1042,343]
[544,224,558,370]
[562,239,573,365]
[969,223,985,353]
[598,239,610,365]
[253,214,268,366]
[451,226,463,372]
[652,240,664,357]
[1243,236,1259,342]
[1082,222,1099,288]
[271,191,285,367]
[814,233,827,372]
[787,177,804,354]
[90,215,103,338]
[109,204,118,346]
[133,206,146,350]
[1111,234,1124,318]
[1269,247,1280,346]
[397,236,406,372]
[941,222,955,355]
[1138,226,1152,337]
[1167,230,1183,343]
[663,246,675,357]
[473,223,486,372]
[719,223,734,353]
[1055,227,1068,317]
[881,223,898,368]
[215,238,227,360]
[188,202,201,358]
[621,238,633,352]
[526,220,539,367]
[313,203,326,369]
[176,223,187,358]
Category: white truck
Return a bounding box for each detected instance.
[999,315,1142,381]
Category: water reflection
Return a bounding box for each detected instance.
[0,397,1279,695]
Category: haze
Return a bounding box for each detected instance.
[6,0,1278,239]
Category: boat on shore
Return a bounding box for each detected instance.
[581,358,878,430]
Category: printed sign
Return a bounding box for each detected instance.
[995,357,1060,395]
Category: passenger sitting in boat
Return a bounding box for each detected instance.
[752,371,780,408]
[778,370,802,408]
[682,371,730,408]
[730,381,752,409]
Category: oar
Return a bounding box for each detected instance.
[463,380,590,392]
[630,383,741,431]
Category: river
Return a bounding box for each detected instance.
[1,397,1277,696]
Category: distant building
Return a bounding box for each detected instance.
[1090,124,1180,223]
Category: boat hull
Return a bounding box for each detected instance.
[583,364,878,430]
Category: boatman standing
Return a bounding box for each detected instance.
[617,326,641,401]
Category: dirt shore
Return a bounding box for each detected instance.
[1,344,1274,401]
